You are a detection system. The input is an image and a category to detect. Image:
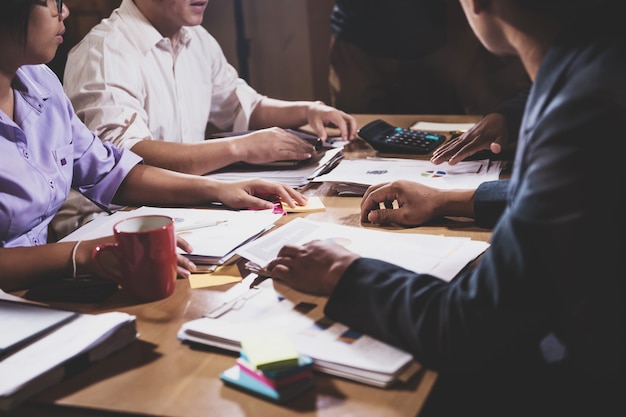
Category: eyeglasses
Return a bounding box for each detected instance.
[36,0,63,16]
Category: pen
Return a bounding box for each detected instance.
[249,274,271,289]
[245,261,272,288]
[175,219,227,232]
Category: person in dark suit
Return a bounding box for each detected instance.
[268,0,625,415]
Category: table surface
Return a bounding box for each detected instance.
[8,114,491,417]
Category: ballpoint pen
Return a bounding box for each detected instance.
[175,219,227,232]
[245,261,272,288]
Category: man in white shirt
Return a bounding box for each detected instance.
[52,0,357,239]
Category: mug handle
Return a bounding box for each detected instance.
[92,243,125,286]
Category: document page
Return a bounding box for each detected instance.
[179,276,418,387]
[312,157,501,193]
[237,218,489,282]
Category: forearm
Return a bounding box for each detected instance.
[112,165,221,207]
[248,97,312,130]
[436,189,476,219]
[0,243,78,291]
[130,140,240,176]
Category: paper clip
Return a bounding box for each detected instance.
[204,287,262,319]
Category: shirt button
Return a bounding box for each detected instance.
[23,150,29,159]
[49,180,55,188]
[33,238,39,245]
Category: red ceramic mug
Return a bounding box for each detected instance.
[92,215,177,302]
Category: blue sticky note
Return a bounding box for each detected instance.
[220,365,313,403]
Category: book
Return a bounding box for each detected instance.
[0,292,137,412]
[0,299,78,356]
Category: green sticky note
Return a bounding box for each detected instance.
[240,331,299,371]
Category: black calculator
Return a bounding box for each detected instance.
[358,119,446,155]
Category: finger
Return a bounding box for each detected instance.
[367,208,395,225]
[308,118,327,140]
[268,186,298,208]
[176,235,193,253]
[330,117,349,140]
[276,244,302,258]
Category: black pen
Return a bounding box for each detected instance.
[249,274,271,289]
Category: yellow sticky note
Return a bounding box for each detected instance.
[188,263,242,289]
[282,196,326,213]
[241,331,299,371]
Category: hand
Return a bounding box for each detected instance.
[214,178,308,210]
[175,235,196,278]
[306,101,358,142]
[361,180,453,227]
[266,240,360,295]
[430,113,509,165]
[81,235,198,280]
[235,127,317,165]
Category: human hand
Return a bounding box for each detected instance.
[175,235,197,278]
[360,180,449,227]
[266,240,360,295]
[306,101,358,142]
[236,127,318,165]
[214,178,308,210]
[82,235,197,280]
[430,113,509,165]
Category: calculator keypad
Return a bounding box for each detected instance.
[383,128,444,153]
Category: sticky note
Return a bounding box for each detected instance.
[281,196,326,213]
[220,365,313,403]
[240,331,299,371]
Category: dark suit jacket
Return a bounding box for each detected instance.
[325,11,625,416]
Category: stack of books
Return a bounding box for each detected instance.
[220,331,314,403]
[0,292,137,412]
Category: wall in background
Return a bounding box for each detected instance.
[204,0,335,102]
[49,0,334,103]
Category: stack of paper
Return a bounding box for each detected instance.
[179,278,419,388]
[311,157,502,196]
[0,291,137,412]
[179,218,490,387]
[62,206,284,269]
[205,147,344,188]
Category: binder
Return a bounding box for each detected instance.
[0,292,137,412]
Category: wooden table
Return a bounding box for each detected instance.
[7,115,490,417]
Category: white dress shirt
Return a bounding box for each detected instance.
[52,0,265,239]
[63,0,264,149]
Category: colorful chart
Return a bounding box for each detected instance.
[420,170,447,178]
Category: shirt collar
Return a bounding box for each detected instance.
[119,0,192,56]
[12,66,52,114]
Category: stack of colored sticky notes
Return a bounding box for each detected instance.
[220,331,314,403]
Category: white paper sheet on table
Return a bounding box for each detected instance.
[237,217,489,282]
[311,157,502,196]
[204,147,344,188]
[61,206,283,264]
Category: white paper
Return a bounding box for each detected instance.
[205,147,344,188]
[237,218,489,282]
[179,277,417,387]
[0,311,135,396]
[312,158,501,193]
[410,121,476,132]
[61,206,283,261]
